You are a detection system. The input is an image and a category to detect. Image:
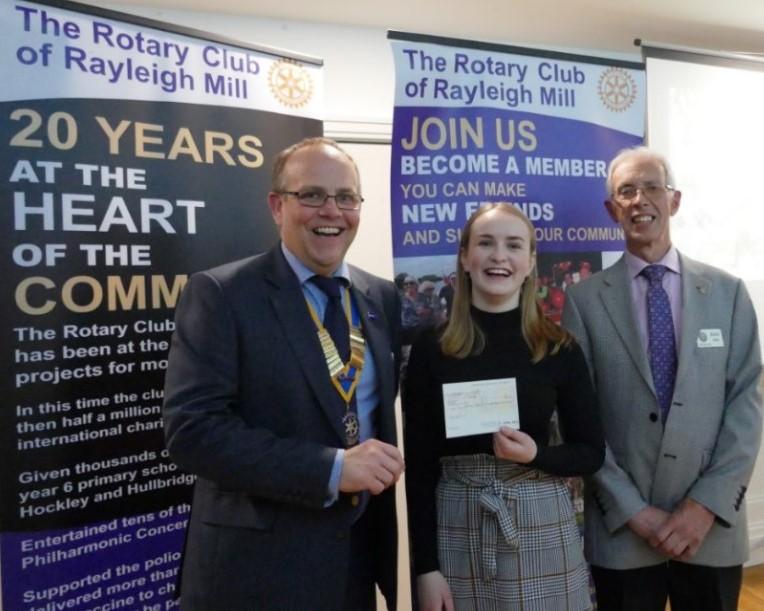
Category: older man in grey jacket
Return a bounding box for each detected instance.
[563,146,762,611]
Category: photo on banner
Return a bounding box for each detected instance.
[388,31,645,344]
[0,0,322,608]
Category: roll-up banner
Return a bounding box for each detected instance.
[0,1,322,608]
[388,32,644,337]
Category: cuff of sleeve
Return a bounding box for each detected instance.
[603,499,648,533]
[324,449,344,508]
[590,476,647,532]
[688,476,745,528]
[415,558,441,576]
[528,445,545,470]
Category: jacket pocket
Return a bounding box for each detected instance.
[199,489,276,531]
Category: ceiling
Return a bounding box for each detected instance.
[109,0,764,56]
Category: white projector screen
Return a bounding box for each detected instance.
[644,45,764,348]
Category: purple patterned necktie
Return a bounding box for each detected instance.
[641,265,677,423]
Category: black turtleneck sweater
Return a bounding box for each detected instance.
[403,306,604,575]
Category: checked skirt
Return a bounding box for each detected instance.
[436,454,592,610]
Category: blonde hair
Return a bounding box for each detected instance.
[439,203,572,362]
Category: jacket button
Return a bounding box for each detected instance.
[351,495,360,507]
[649,413,658,422]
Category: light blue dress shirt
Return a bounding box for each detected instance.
[280,244,379,504]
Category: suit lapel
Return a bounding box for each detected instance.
[599,257,655,391]
[264,248,347,442]
[675,254,712,391]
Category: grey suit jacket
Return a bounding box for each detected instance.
[562,253,762,569]
[163,245,401,609]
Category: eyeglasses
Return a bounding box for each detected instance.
[280,189,363,210]
[613,183,674,204]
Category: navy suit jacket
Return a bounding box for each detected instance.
[163,246,401,610]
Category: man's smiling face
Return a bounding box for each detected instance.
[268,144,360,276]
[606,153,681,262]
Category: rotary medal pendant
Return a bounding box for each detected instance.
[307,288,366,447]
[327,325,365,447]
[342,411,360,447]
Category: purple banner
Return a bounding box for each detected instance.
[389,34,644,331]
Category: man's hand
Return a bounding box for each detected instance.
[339,439,404,495]
[417,571,454,611]
[493,426,537,464]
[649,498,715,560]
[627,505,671,542]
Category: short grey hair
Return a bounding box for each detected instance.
[606,146,676,195]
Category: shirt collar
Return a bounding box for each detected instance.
[280,242,351,286]
[625,245,681,280]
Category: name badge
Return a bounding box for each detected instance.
[697,328,724,348]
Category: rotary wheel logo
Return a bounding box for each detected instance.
[598,67,637,112]
[268,59,313,108]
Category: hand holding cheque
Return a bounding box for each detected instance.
[441,376,537,463]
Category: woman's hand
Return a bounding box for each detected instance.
[417,570,455,611]
[493,426,537,463]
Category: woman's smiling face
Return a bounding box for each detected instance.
[460,208,535,312]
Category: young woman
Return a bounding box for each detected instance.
[403,203,604,611]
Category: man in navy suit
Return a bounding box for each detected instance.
[163,137,404,610]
